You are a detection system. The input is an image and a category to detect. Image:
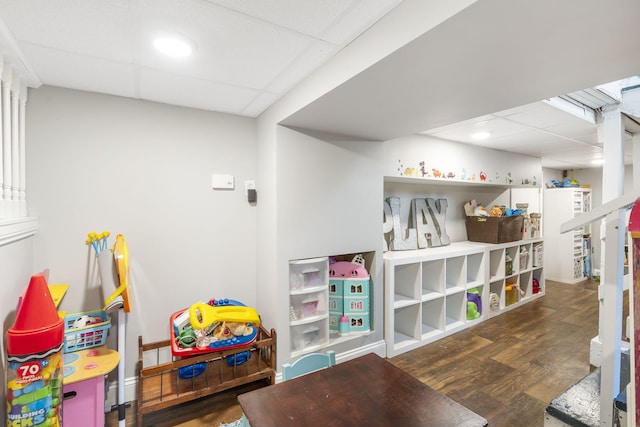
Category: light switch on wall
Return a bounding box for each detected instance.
[244,180,255,196]
[212,174,234,189]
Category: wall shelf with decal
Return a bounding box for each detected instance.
[384,175,532,189]
[383,134,543,188]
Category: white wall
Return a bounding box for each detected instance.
[272,127,385,362]
[254,1,475,363]
[0,237,36,403]
[24,86,257,385]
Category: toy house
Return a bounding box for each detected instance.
[328,255,370,334]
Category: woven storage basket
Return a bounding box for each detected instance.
[465,215,524,244]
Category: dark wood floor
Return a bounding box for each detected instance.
[107,279,616,427]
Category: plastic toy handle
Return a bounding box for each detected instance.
[188,303,261,330]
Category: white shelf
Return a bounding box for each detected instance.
[394,294,420,308]
[384,175,533,189]
[544,188,591,284]
[384,238,544,357]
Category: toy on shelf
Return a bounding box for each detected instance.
[466,288,482,320]
[328,254,371,335]
[170,298,261,357]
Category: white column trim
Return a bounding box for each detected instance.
[10,77,20,217]
[2,65,12,216]
[0,55,4,218]
[19,82,26,216]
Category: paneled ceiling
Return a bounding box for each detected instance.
[0,0,403,116]
[0,0,639,170]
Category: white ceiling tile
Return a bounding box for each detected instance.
[202,0,354,40]
[542,151,603,166]
[321,0,405,45]
[428,117,530,142]
[499,136,568,156]
[0,0,135,62]
[492,102,542,118]
[542,158,590,169]
[139,67,260,114]
[538,141,600,156]
[503,103,583,129]
[420,113,494,136]
[544,122,597,139]
[569,133,600,145]
[20,43,137,98]
[266,40,339,94]
[138,0,315,89]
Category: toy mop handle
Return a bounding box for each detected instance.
[188,303,261,331]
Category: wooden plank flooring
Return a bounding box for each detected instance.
[107,279,617,426]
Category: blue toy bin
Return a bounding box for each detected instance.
[63,310,111,352]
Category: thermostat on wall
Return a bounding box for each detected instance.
[212,174,234,189]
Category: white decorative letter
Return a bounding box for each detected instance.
[411,198,442,248]
[427,198,450,246]
[387,197,417,251]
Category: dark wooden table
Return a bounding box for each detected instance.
[238,352,488,427]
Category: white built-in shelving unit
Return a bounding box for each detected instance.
[543,187,592,284]
[384,238,544,357]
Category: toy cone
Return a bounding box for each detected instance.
[7,273,64,355]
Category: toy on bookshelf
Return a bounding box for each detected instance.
[467,288,482,320]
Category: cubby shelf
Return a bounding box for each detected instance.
[384,239,544,357]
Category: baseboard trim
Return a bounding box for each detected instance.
[103,339,388,413]
[105,376,138,413]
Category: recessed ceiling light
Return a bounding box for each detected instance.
[471,131,491,141]
[153,35,194,58]
[591,159,604,165]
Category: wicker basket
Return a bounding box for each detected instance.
[465,215,524,244]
